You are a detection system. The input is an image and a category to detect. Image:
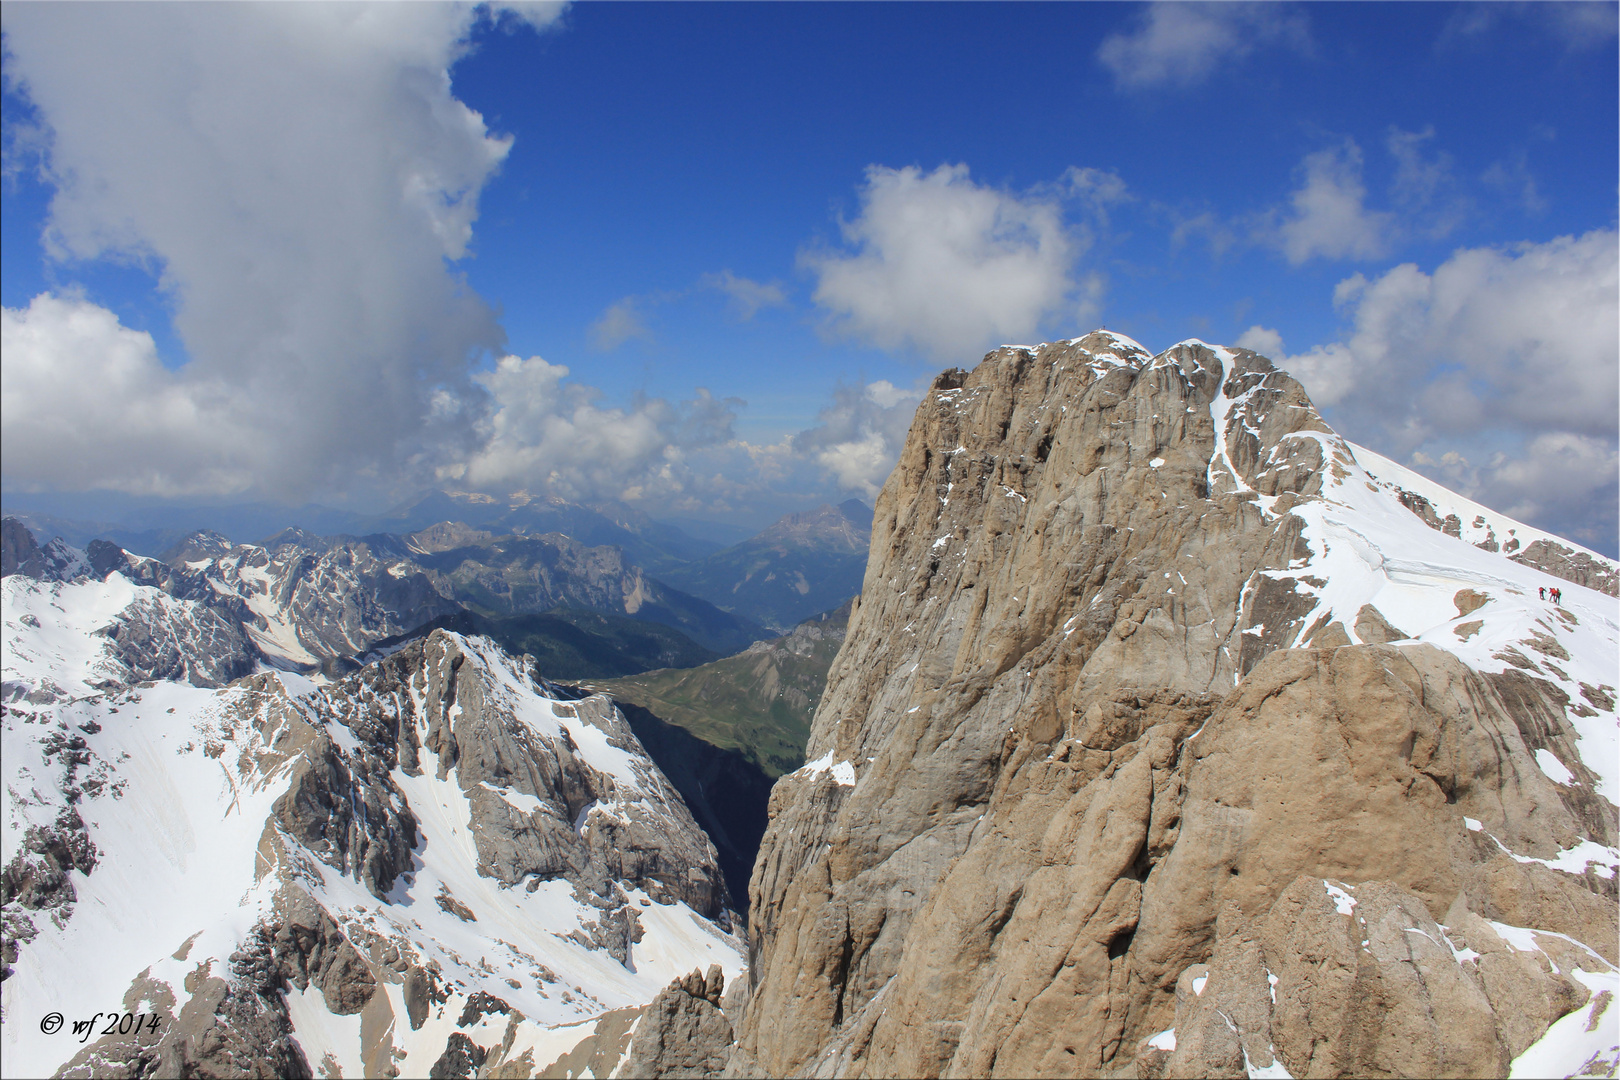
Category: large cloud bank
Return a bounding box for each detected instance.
[0,2,932,514]
[1,3,557,498]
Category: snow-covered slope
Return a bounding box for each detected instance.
[2,572,258,703]
[1352,443,1618,595]
[2,626,742,1077]
[1195,382,1620,808]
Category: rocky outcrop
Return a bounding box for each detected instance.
[52,929,312,1080]
[386,632,729,918]
[429,1032,486,1078]
[622,965,734,1079]
[1,806,98,981]
[1512,538,1620,597]
[681,333,1618,1079]
[0,518,90,582]
[96,593,259,688]
[1138,876,1604,1080]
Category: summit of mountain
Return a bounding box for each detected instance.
[636,330,1619,1079]
[751,499,873,552]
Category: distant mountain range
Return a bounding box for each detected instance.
[1,491,717,570]
[6,495,881,650]
[657,500,871,632]
[0,515,766,679]
[370,491,724,576]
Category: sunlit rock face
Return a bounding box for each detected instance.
[696,331,1617,1079]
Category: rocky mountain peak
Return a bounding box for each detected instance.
[405,519,497,554]
[260,526,330,553]
[1,517,90,582]
[162,528,237,564]
[655,333,1620,1078]
[752,501,874,554]
[3,625,743,1077]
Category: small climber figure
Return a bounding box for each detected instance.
[1539,586,1546,600]
[1552,587,1562,605]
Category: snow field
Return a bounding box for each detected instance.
[1,678,294,1078]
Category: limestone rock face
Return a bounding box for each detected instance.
[622,965,734,1078]
[1142,876,1606,1080]
[1512,538,1620,597]
[95,593,259,689]
[719,333,1617,1079]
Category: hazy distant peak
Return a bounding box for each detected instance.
[405,520,497,554]
[160,528,235,565]
[837,498,875,524]
[756,502,874,551]
[260,526,329,553]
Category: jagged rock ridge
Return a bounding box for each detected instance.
[1,516,768,688]
[653,332,1618,1078]
[2,627,744,1078]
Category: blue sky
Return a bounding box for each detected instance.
[2,2,1616,552]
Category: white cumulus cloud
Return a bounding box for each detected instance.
[791,380,926,499]
[802,164,1083,361]
[1474,433,1618,549]
[1,293,257,496]
[455,354,741,504]
[0,2,564,500]
[1268,141,1394,264]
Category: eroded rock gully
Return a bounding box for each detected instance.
[660,334,1616,1079]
